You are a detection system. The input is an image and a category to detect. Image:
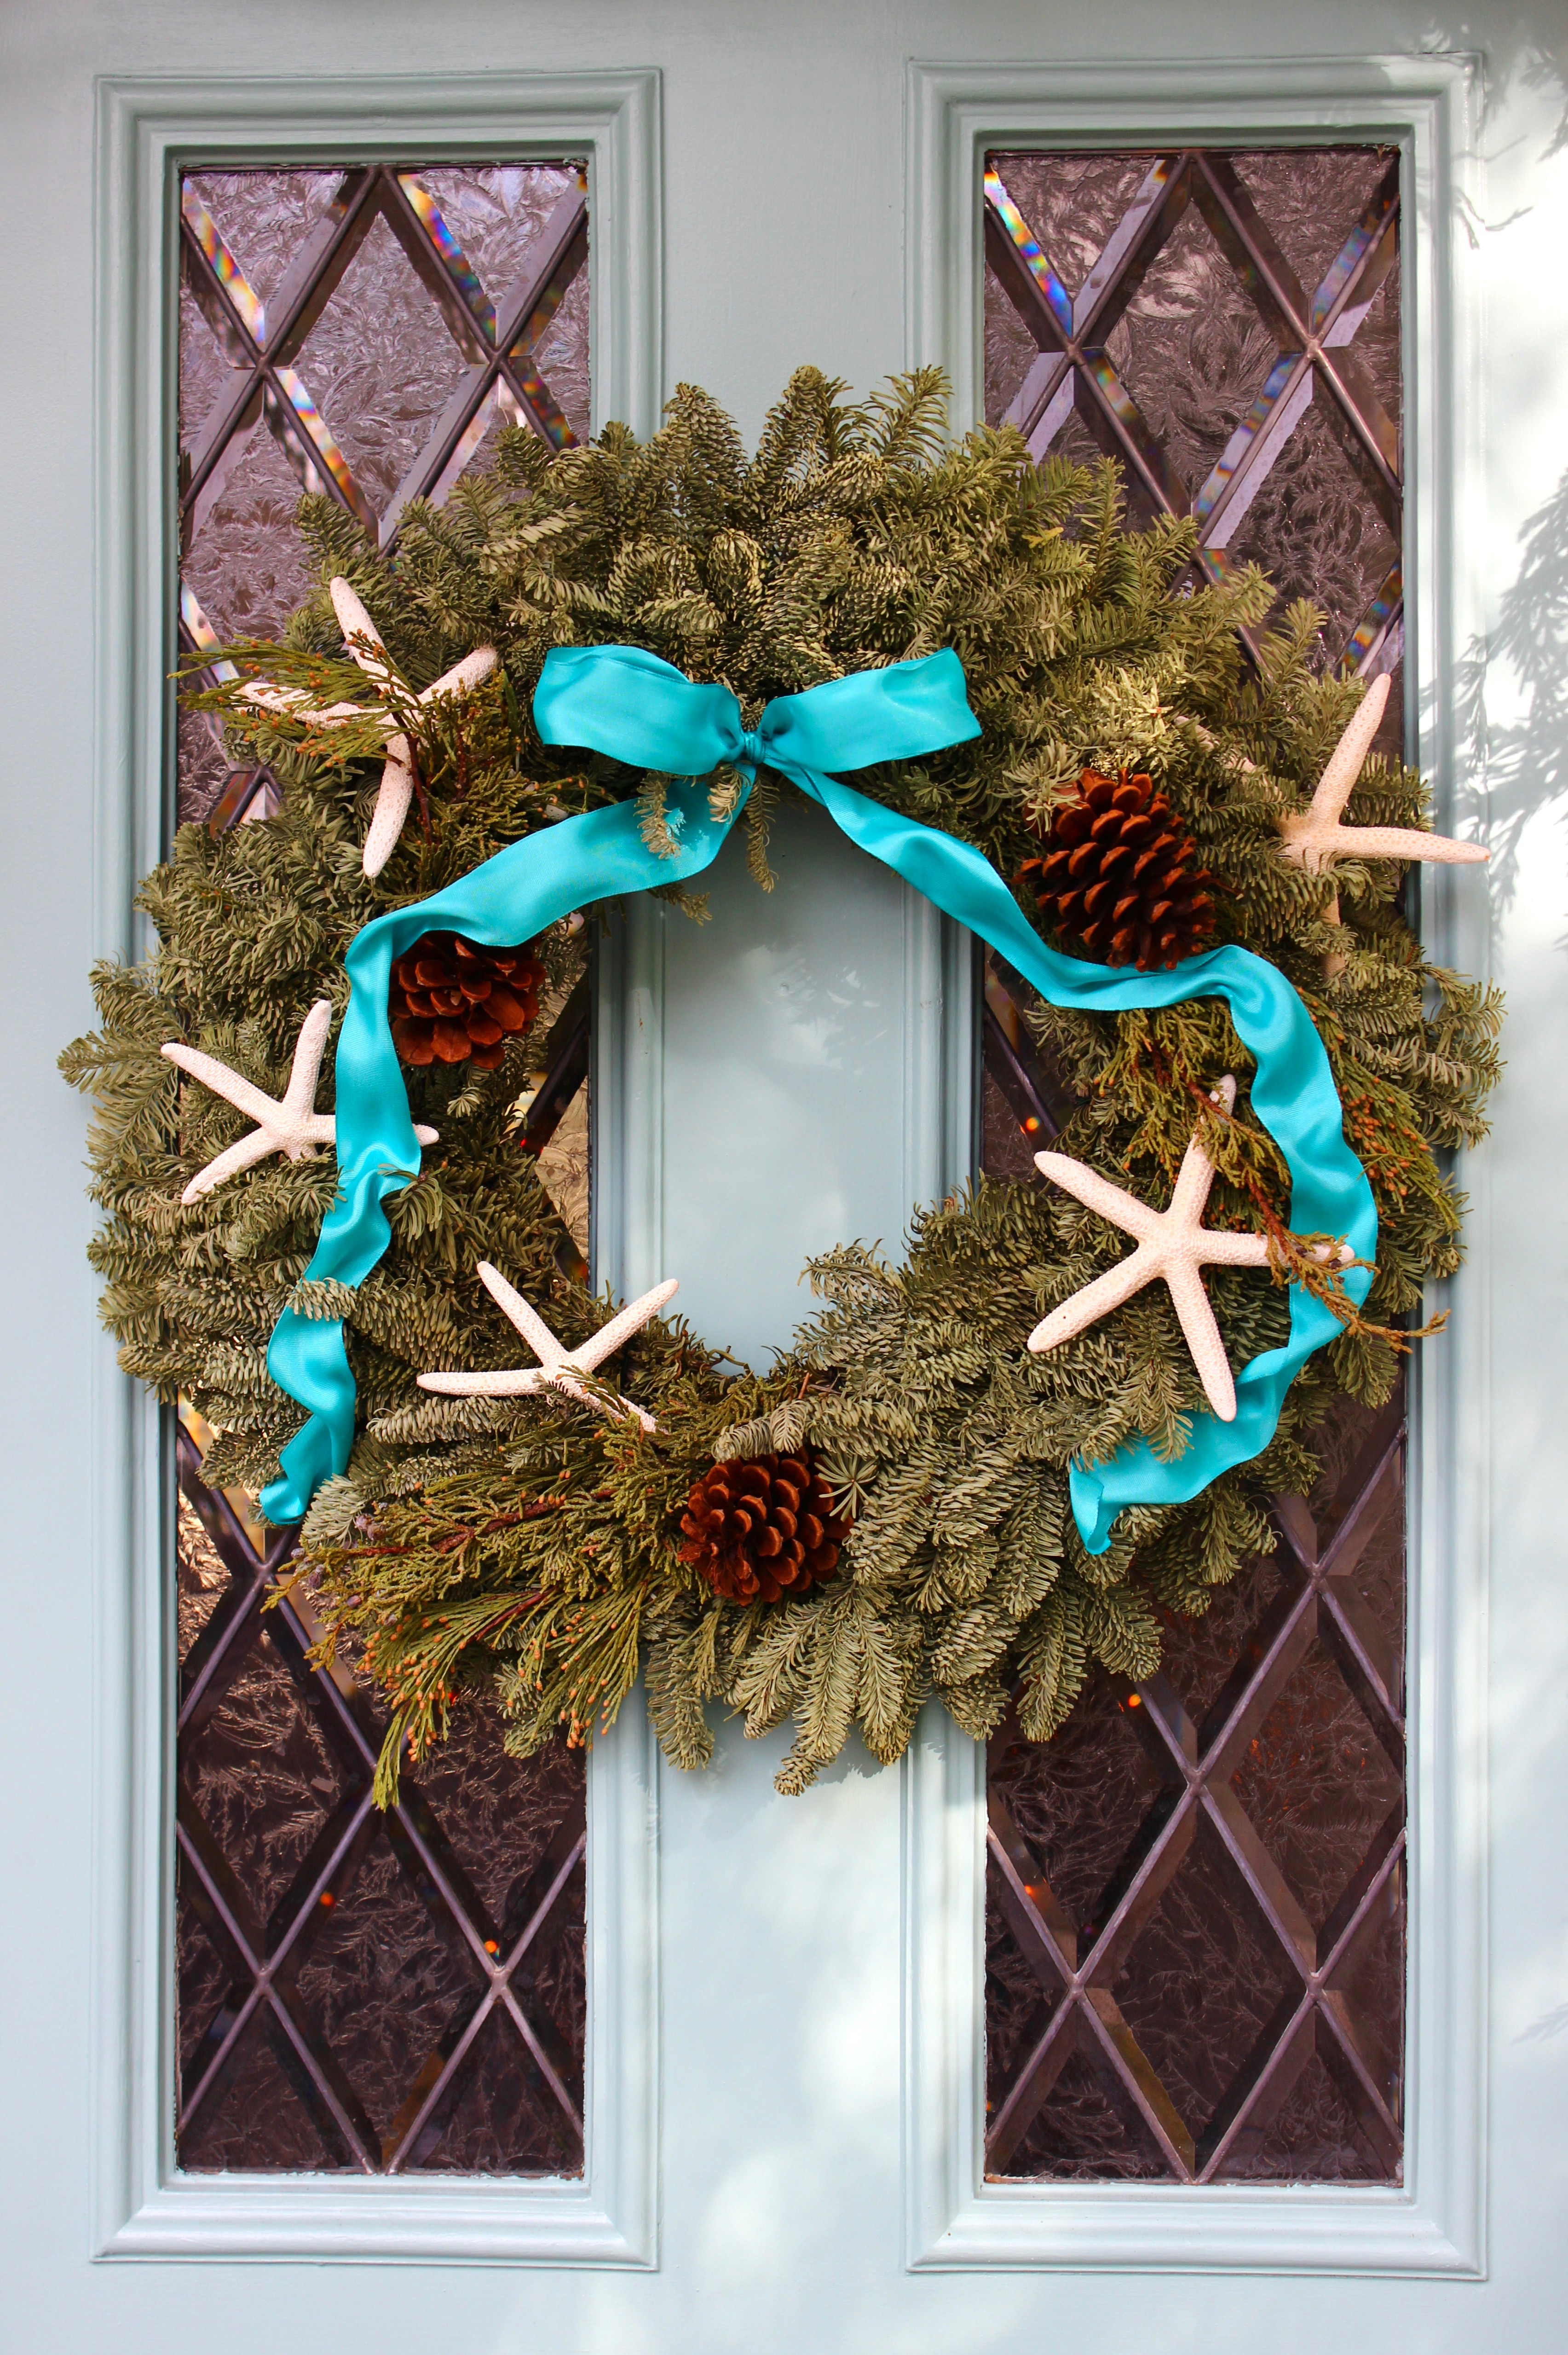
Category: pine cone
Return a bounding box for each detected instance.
[389,933,547,1070]
[678,1449,847,1605]
[1020,769,1216,969]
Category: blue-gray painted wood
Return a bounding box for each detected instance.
[595,801,972,1364]
[903,51,1489,2278]
[5,3,1566,2348]
[77,68,665,2272]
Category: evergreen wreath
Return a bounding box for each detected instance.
[63,369,1501,1798]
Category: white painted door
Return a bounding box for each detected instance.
[6,4,1567,2349]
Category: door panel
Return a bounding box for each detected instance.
[595,801,971,1361]
[7,5,1567,2350]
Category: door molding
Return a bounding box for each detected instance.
[90,69,663,2264]
[902,52,1488,2276]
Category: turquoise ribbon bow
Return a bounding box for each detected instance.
[260,643,1375,1554]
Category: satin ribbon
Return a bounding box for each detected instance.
[261,643,1375,1555]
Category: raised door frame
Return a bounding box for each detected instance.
[90,69,663,2264]
[900,53,1488,2276]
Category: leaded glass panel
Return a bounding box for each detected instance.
[981,144,1407,2184]
[172,161,591,2176]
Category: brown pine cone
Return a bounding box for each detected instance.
[678,1449,847,1605]
[389,932,547,1070]
[1020,768,1216,969]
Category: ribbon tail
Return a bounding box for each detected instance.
[259,781,751,1520]
[261,1312,357,1522]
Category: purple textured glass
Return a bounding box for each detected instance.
[170,156,595,2158]
[984,146,1404,756]
[176,162,590,825]
[983,1378,1406,2182]
[175,1429,587,2176]
[980,145,1407,2185]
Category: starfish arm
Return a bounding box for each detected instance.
[1168,1140,1221,1227]
[329,577,404,700]
[352,631,495,880]
[571,1278,680,1370]
[421,646,499,702]
[1027,1246,1159,1353]
[1167,1075,1238,1223]
[161,1042,284,1131]
[329,575,388,651]
[362,754,415,877]
[238,682,310,717]
[1163,1255,1238,1421]
[416,1367,548,1397]
[1033,1151,1164,1242]
[475,1262,566,1367]
[1193,1227,1274,1268]
[286,1112,420,1150]
[180,1130,276,1204]
[1310,669,1391,827]
[1322,822,1489,867]
[279,1001,334,1120]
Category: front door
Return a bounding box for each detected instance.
[9,5,1567,2349]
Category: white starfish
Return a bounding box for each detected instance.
[239,577,498,877]
[1278,671,1489,875]
[418,1265,679,1433]
[1029,1077,1349,1422]
[162,999,438,1204]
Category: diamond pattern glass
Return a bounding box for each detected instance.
[175,1418,587,2176]
[982,144,1407,2185]
[171,159,595,2176]
[984,147,1403,746]
[177,162,590,826]
[985,1392,1406,2183]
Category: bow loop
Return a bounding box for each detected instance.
[532,642,981,793]
[531,643,748,778]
